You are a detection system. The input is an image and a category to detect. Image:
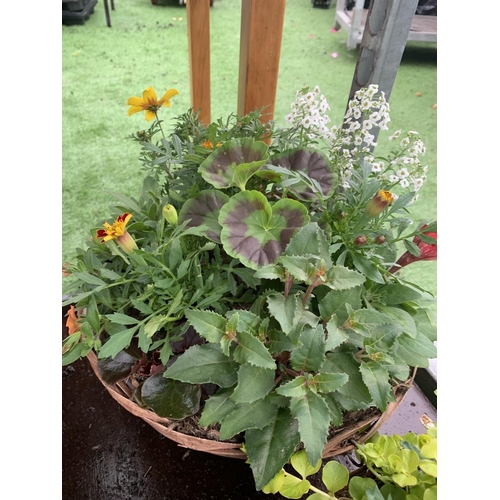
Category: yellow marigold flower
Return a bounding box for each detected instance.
[96,212,138,254]
[127,86,179,121]
[365,190,394,217]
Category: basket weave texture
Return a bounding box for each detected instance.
[87,351,410,459]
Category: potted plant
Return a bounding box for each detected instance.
[261,417,437,499]
[62,83,437,491]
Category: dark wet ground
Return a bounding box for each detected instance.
[62,307,437,500]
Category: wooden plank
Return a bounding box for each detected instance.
[237,0,286,124]
[186,0,211,125]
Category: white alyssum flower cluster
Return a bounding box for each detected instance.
[285,84,428,198]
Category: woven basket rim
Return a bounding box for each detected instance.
[86,351,412,459]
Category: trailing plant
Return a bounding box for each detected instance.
[261,421,437,499]
[62,84,437,491]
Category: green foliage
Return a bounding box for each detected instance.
[62,86,437,492]
[262,424,437,499]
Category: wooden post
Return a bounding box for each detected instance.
[346,0,419,145]
[237,0,286,124]
[186,0,211,125]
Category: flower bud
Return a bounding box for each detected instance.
[365,190,394,217]
[163,204,178,226]
[374,235,386,245]
[354,235,367,246]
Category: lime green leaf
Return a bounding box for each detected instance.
[246,407,300,490]
[165,344,238,388]
[289,391,330,466]
[423,485,438,500]
[321,460,350,494]
[419,459,437,477]
[290,450,322,479]
[141,373,201,420]
[348,476,379,500]
[230,364,276,404]
[360,360,395,412]
[130,298,154,315]
[262,470,285,494]
[185,309,226,342]
[279,475,311,499]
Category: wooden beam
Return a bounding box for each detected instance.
[237,0,286,124]
[186,0,211,125]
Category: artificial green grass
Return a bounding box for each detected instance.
[62,0,437,294]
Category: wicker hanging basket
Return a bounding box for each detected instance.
[86,351,414,459]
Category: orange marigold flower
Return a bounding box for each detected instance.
[365,190,394,217]
[96,213,138,254]
[66,305,81,335]
[127,86,179,121]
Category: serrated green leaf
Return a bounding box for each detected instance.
[230,364,276,404]
[325,317,349,351]
[185,309,226,342]
[284,223,332,267]
[289,391,330,466]
[165,344,238,387]
[290,325,326,372]
[394,332,437,367]
[233,330,276,369]
[378,283,423,305]
[219,398,279,440]
[325,265,367,290]
[246,407,300,490]
[312,372,349,393]
[198,389,236,427]
[275,376,308,398]
[359,361,396,412]
[318,286,362,324]
[377,306,417,338]
[98,327,138,359]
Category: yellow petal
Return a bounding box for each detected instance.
[145,110,156,121]
[127,96,145,106]
[127,106,144,116]
[142,86,157,103]
[159,88,179,106]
